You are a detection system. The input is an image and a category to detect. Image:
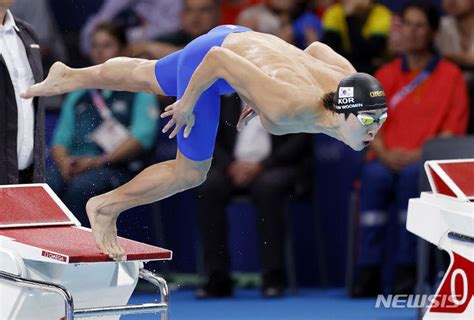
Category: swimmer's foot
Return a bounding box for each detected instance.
[237,104,257,131]
[86,195,126,262]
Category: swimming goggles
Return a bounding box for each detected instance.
[356,112,388,126]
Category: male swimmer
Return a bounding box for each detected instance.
[22,25,387,261]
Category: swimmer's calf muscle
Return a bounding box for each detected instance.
[21,58,163,99]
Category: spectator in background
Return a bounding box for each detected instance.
[220,0,263,25]
[238,0,323,48]
[126,0,221,111]
[353,0,469,297]
[237,1,281,35]
[80,0,182,56]
[195,94,312,299]
[386,13,403,56]
[322,0,392,73]
[10,0,67,68]
[0,1,45,184]
[128,0,221,59]
[436,0,474,133]
[313,0,337,18]
[48,23,159,226]
[10,0,67,111]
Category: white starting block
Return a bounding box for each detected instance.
[407,159,474,320]
[0,184,173,320]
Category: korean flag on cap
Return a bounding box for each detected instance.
[339,87,354,98]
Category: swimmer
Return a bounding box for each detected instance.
[22,25,387,261]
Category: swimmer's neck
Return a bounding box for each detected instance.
[309,108,345,141]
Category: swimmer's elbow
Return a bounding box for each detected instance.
[206,46,227,77]
[267,112,285,125]
[269,129,286,136]
[268,97,297,124]
[267,124,290,135]
[207,46,248,83]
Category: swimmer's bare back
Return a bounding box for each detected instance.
[223,32,351,93]
[220,32,356,131]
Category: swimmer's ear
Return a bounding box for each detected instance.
[321,91,336,113]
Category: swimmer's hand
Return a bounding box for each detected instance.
[21,62,70,99]
[160,99,195,139]
[236,104,257,132]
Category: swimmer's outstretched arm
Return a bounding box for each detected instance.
[162,46,310,138]
[21,58,164,99]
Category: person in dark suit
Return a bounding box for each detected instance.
[0,0,45,184]
[195,93,313,298]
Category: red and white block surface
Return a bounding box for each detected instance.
[407,159,474,319]
[0,184,172,320]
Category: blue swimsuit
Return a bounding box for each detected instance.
[154,25,252,161]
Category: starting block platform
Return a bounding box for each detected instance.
[0,184,172,320]
[407,159,474,320]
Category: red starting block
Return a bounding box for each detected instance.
[0,184,172,320]
[407,159,474,320]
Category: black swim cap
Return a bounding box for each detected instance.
[333,72,386,113]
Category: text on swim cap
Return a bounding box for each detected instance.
[338,98,354,104]
[369,91,385,97]
[335,103,363,110]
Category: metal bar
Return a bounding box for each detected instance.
[448,231,474,244]
[0,268,170,320]
[74,303,167,317]
[0,270,74,319]
[75,269,170,319]
[139,269,170,320]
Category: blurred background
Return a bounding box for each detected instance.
[13,0,473,319]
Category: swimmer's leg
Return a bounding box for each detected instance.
[22,58,169,98]
[86,149,212,261]
[86,48,216,261]
[166,37,223,159]
[154,50,182,96]
[176,74,221,160]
